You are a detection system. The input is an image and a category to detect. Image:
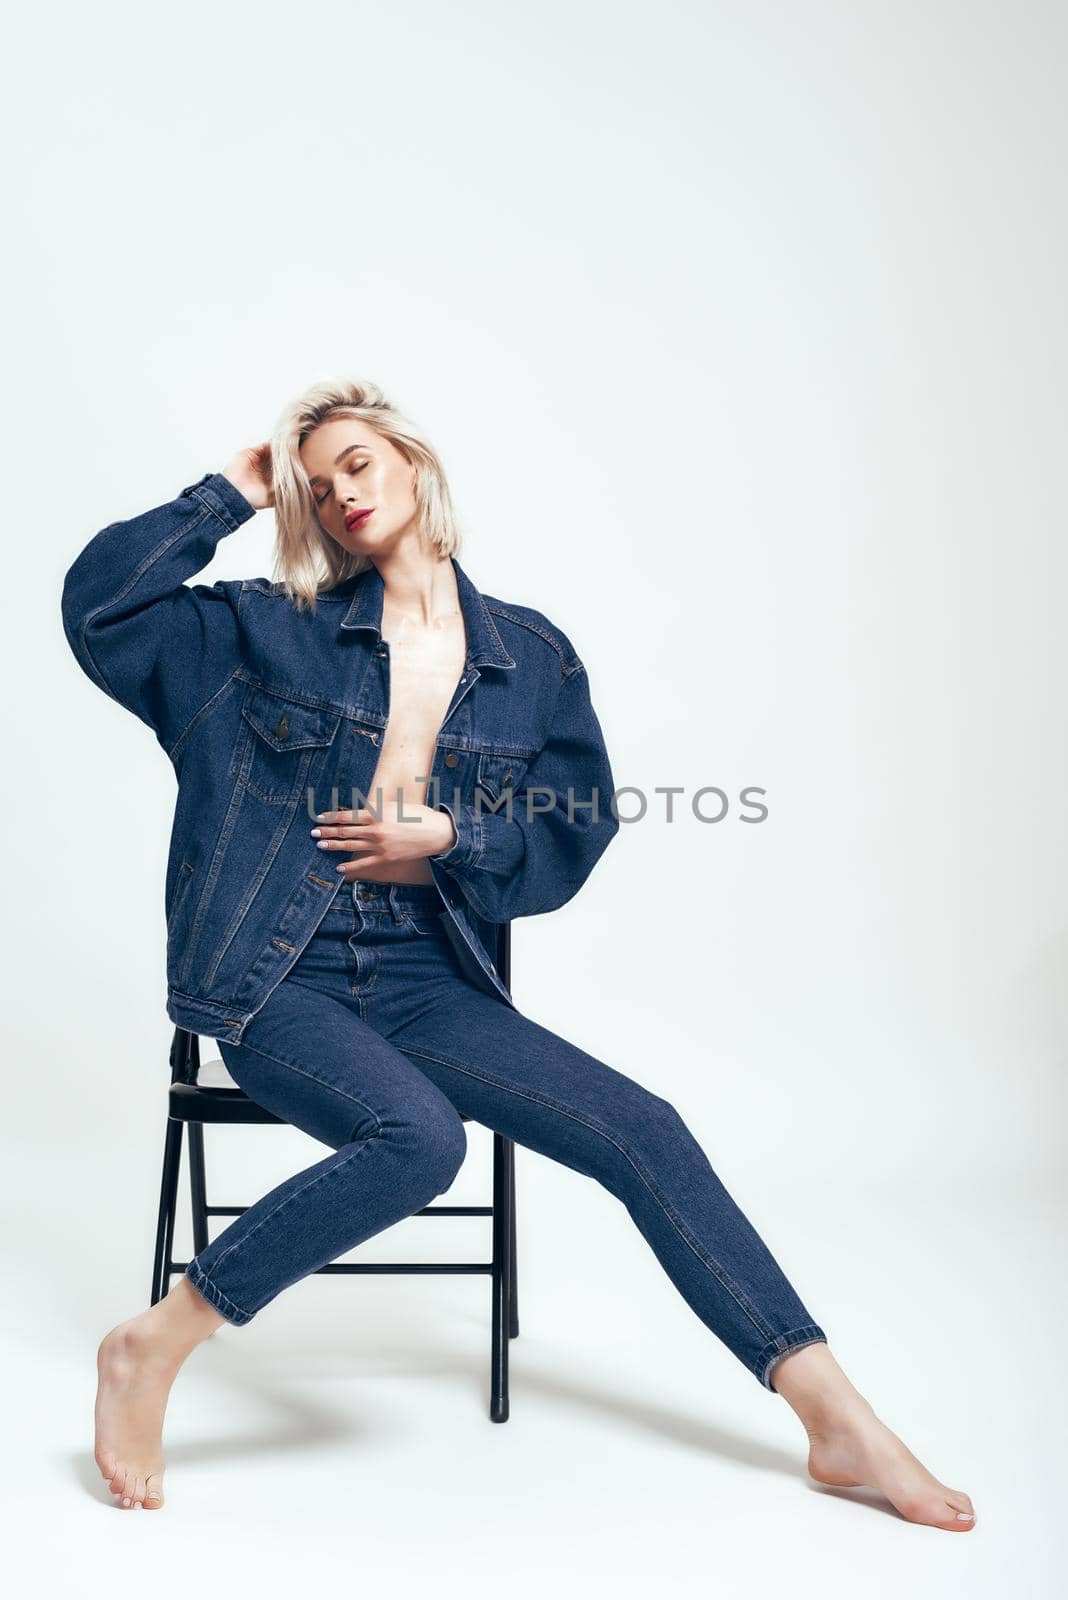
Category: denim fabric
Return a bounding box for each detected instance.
[184,881,828,1390]
[60,472,620,1044]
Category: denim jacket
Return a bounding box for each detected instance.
[60,471,619,1044]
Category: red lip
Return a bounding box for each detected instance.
[345,508,374,531]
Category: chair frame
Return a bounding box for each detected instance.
[150,922,519,1421]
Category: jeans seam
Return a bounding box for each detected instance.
[398,1043,776,1343]
[224,1035,385,1137]
[199,1131,383,1287]
[185,1260,252,1324]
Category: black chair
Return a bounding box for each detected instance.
[150,922,519,1421]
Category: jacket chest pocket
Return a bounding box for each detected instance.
[476,752,531,807]
[232,686,341,805]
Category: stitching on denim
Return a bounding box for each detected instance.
[758,1328,828,1389]
[168,668,242,763]
[398,1043,776,1340]
[201,785,302,989]
[231,668,353,720]
[221,1035,384,1138]
[239,740,317,808]
[430,895,515,1006]
[348,914,381,997]
[186,1261,251,1323]
[198,1128,384,1285]
[189,482,242,533]
[447,817,527,924]
[77,508,212,705]
[177,770,248,991]
[485,603,573,668]
[240,683,341,748]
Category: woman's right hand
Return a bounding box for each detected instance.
[221,442,275,511]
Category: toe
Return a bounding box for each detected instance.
[144,1473,164,1509]
[132,1475,146,1508]
[944,1490,975,1527]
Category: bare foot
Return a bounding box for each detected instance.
[770,1343,976,1532]
[805,1395,976,1531]
[94,1278,226,1509]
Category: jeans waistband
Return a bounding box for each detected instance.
[344,880,443,908]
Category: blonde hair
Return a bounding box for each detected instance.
[268,377,463,612]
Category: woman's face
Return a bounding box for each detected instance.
[301,417,420,560]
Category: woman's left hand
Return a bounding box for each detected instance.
[310,801,457,880]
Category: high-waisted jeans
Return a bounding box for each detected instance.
[184,880,828,1390]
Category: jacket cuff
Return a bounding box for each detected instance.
[429,802,529,889]
[429,800,481,869]
[184,471,259,532]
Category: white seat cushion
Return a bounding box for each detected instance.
[195,1057,240,1089]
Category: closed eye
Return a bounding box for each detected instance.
[314,462,367,507]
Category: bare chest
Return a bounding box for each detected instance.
[367,615,467,802]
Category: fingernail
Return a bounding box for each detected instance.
[310,828,321,837]
[335,865,345,873]
[317,840,329,849]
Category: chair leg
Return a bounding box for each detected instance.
[508,1141,519,1338]
[187,1121,210,1256]
[489,1131,512,1421]
[151,1116,184,1305]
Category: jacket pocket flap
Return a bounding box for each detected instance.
[477,752,530,800]
[241,687,341,750]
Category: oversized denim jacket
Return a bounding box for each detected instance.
[60,471,620,1044]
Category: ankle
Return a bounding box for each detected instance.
[771,1344,874,1434]
[136,1279,226,1361]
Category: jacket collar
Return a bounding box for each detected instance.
[337,555,516,670]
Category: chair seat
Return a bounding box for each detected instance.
[197,1057,241,1089]
[170,1057,471,1125]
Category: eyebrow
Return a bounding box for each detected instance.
[307,443,371,487]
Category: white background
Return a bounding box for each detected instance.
[3,0,1064,1593]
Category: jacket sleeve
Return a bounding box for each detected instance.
[60,470,257,755]
[428,658,620,922]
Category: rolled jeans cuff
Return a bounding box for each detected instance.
[757,1325,829,1391]
[185,1259,254,1326]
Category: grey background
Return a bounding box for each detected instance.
[3,0,1064,1591]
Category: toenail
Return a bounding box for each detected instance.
[956,1512,973,1520]
[122,1498,130,1506]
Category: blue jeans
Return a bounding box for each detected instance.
[185,881,827,1390]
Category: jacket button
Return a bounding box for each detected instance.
[444,752,459,768]
[275,716,289,740]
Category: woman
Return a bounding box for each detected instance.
[63,378,974,1528]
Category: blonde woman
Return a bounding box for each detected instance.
[62,379,975,1529]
